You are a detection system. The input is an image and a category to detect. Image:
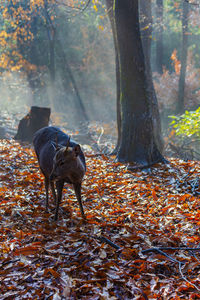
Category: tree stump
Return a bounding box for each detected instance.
[14,106,51,142]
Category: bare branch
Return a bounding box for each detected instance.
[55,0,91,15]
[179,262,200,292]
[142,247,200,252]
[142,248,184,264]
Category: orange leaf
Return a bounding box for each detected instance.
[152,189,158,201]
[13,245,41,256]
[44,268,60,279]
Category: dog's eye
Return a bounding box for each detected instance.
[59,161,65,166]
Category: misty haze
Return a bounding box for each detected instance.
[1,1,200,298]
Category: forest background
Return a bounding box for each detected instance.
[0,0,200,146]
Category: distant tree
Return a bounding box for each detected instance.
[44,0,56,83]
[177,0,189,113]
[155,0,163,74]
[0,0,53,102]
[0,0,89,122]
[113,0,164,166]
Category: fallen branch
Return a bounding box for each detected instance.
[142,246,200,292]
[178,262,200,292]
[95,235,122,251]
[142,248,183,264]
[142,247,200,253]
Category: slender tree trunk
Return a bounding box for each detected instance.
[48,30,56,82]
[43,0,56,112]
[114,0,164,165]
[57,39,89,123]
[43,0,88,122]
[44,0,56,83]
[177,0,189,113]
[155,0,163,74]
[105,0,121,155]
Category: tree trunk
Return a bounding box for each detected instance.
[44,0,56,83]
[140,0,163,154]
[43,1,88,123]
[105,0,121,154]
[15,106,51,142]
[155,0,163,74]
[177,0,189,113]
[114,0,164,165]
[46,27,56,84]
[56,38,89,123]
[139,0,152,76]
[18,15,42,105]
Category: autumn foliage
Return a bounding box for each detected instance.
[0,140,200,298]
[154,50,200,113]
[0,0,46,72]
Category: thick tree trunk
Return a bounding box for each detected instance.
[139,0,152,76]
[155,0,163,74]
[114,0,164,165]
[15,106,51,142]
[139,0,163,153]
[177,0,189,113]
[105,0,121,154]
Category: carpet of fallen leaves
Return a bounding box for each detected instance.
[0,140,200,299]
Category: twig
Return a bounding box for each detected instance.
[178,262,200,292]
[55,0,91,15]
[142,248,184,264]
[142,247,200,252]
[182,243,200,263]
[60,247,82,256]
[143,246,200,292]
[97,127,104,145]
[95,235,121,251]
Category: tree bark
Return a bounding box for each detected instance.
[105,0,121,154]
[114,0,164,165]
[15,106,51,142]
[177,0,189,113]
[155,0,163,74]
[139,0,152,76]
[140,0,163,155]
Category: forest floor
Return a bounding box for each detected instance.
[0,138,200,299]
